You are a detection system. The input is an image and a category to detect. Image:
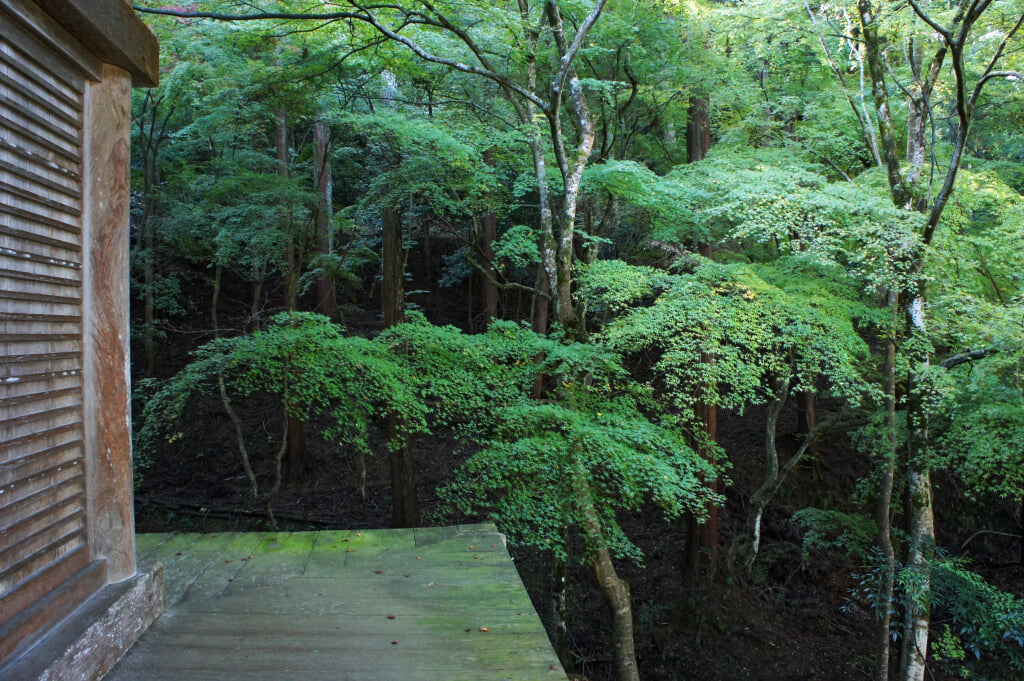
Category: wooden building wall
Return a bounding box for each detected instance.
[0,0,157,670]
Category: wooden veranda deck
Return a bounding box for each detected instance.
[103,524,565,681]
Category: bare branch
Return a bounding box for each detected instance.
[941,347,998,369]
[551,0,610,99]
[906,0,952,42]
[134,5,361,21]
[135,2,550,111]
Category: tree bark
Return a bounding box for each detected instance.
[897,294,934,681]
[275,106,310,485]
[733,380,825,574]
[314,117,337,320]
[551,525,574,674]
[381,204,405,328]
[381,202,419,526]
[682,388,719,585]
[481,148,499,324]
[858,0,912,207]
[387,410,421,529]
[796,390,816,437]
[734,384,789,573]
[574,469,639,681]
[697,397,719,565]
[532,265,550,399]
[873,294,899,681]
[686,94,711,163]
[481,209,498,324]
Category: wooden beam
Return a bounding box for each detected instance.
[82,64,136,580]
[26,0,159,87]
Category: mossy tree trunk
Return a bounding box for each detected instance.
[573,467,639,681]
[873,294,900,681]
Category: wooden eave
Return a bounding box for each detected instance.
[28,0,159,87]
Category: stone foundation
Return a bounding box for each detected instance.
[0,563,165,681]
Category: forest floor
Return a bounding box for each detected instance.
[132,398,876,681]
[132,258,1023,681]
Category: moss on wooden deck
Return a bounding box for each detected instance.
[103,524,565,681]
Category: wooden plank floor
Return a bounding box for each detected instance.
[103,524,565,681]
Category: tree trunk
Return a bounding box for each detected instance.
[381,203,419,526]
[314,117,337,321]
[697,397,719,565]
[143,195,155,376]
[682,387,719,585]
[735,387,788,573]
[284,414,309,486]
[422,211,432,285]
[858,0,912,207]
[532,265,550,399]
[250,269,265,326]
[387,410,421,529]
[575,470,639,681]
[381,204,405,328]
[796,390,816,437]
[551,525,574,674]
[686,94,711,163]
[897,294,934,681]
[275,106,309,485]
[873,294,899,681]
[481,209,498,324]
[733,380,822,574]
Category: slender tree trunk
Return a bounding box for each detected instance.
[143,197,155,375]
[532,265,550,399]
[897,294,934,681]
[551,524,574,674]
[682,375,719,585]
[421,203,433,286]
[735,386,788,573]
[796,391,816,436]
[873,293,899,681]
[574,469,639,681]
[734,380,823,574]
[314,117,337,320]
[858,0,912,207]
[381,204,405,328]
[275,106,309,485]
[250,269,265,326]
[479,148,499,324]
[141,133,158,375]
[481,209,498,324]
[212,263,259,501]
[686,94,711,163]
[381,202,420,526]
[387,409,420,528]
[697,397,719,566]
